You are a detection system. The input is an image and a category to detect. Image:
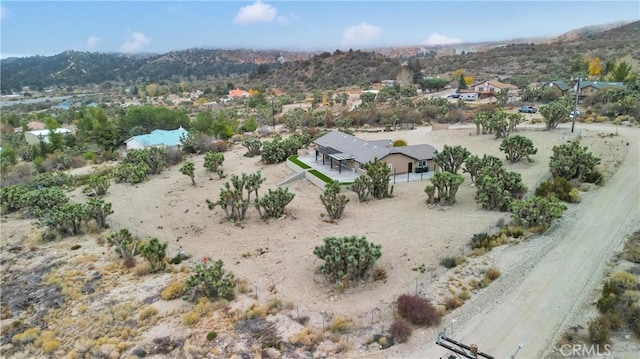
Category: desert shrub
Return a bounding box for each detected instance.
[458,290,471,301]
[236,318,282,350]
[138,306,158,321]
[392,139,407,147]
[289,327,321,348]
[86,174,110,196]
[313,235,382,283]
[485,267,501,281]
[21,187,69,217]
[138,238,167,272]
[610,271,637,290]
[329,316,352,333]
[396,294,441,326]
[389,318,413,343]
[206,331,218,341]
[106,228,139,261]
[208,140,228,153]
[623,231,640,263]
[161,281,185,300]
[165,148,183,166]
[440,256,465,269]
[261,134,302,164]
[182,311,200,326]
[255,187,295,219]
[549,140,601,182]
[511,196,567,230]
[444,297,463,310]
[535,177,579,203]
[184,257,235,302]
[470,232,491,249]
[588,317,610,345]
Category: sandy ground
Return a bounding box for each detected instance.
[81,124,625,334]
[2,121,635,357]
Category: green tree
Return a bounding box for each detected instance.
[76,107,118,150]
[434,145,471,174]
[48,202,88,236]
[313,236,382,283]
[476,163,526,211]
[549,140,601,182]
[420,78,449,93]
[241,137,262,157]
[204,151,225,179]
[139,238,167,272]
[206,171,265,222]
[540,100,572,130]
[179,161,196,185]
[320,180,349,220]
[87,174,110,196]
[261,134,302,164]
[495,88,509,106]
[86,198,113,229]
[499,135,538,163]
[107,228,139,261]
[473,110,491,135]
[424,171,464,205]
[192,111,215,135]
[365,158,393,199]
[184,257,235,302]
[242,115,258,133]
[457,73,468,90]
[511,196,566,230]
[350,175,372,202]
[255,187,295,219]
[360,92,377,104]
[487,109,509,139]
[607,61,635,83]
[507,112,524,133]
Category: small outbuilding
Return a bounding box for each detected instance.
[24,128,72,145]
[124,127,188,151]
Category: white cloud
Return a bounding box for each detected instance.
[86,36,101,51]
[119,31,151,53]
[340,23,382,48]
[0,6,8,21]
[234,1,277,25]
[422,33,463,46]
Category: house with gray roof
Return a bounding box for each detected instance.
[578,81,624,97]
[547,80,571,95]
[313,131,436,175]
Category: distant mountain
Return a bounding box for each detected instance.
[548,21,633,43]
[1,21,636,93]
[415,20,640,81]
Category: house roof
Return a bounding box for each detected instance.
[549,81,570,91]
[314,131,436,164]
[26,128,71,136]
[471,80,518,90]
[125,127,188,147]
[27,121,46,130]
[579,81,624,90]
[228,89,251,98]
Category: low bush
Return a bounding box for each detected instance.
[161,281,185,300]
[485,267,501,281]
[440,256,465,269]
[389,318,413,343]
[535,177,579,203]
[396,294,441,327]
[329,316,352,333]
[444,297,463,310]
[392,139,407,147]
[588,317,610,345]
[182,311,200,326]
[610,271,637,290]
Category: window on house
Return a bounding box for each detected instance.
[418,160,427,167]
[358,162,365,170]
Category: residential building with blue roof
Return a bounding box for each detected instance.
[124,127,188,151]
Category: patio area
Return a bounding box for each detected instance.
[296,150,434,184]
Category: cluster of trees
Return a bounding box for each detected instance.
[205,171,295,223]
[0,172,113,238]
[472,108,524,137]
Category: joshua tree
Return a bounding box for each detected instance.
[255,187,295,219]
[204,151,225,179]
[350,175,372,202]
[434,145,471,174]
[320,180,349,220]
[365,158,393,199]
[499,135,538,163]
[180,161,196,185]
[424,171,464,205]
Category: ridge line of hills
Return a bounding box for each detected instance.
[1,20,638,93]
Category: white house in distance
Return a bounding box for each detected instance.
[124,127,188,151]
[24,128,72,145]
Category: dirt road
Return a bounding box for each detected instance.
[359,124,639,359]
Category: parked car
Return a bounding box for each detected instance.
[518,106,538,113]
[447,93,461,99]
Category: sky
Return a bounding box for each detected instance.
[0,1,638,58]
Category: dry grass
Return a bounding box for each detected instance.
[138,305,158,322]
[182,311,200,326]
[289,327,321,347]
[161,281,185,300]
[329,316,352,333]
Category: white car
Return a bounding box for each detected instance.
[570,110,582,118]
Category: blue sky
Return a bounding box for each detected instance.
[1,1,638,58]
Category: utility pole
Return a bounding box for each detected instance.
[572,77,580,133]
[271,95,275,130]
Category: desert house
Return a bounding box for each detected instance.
[313,130,436,176]
[546,80,571,95]
[577,81,625,97]
[227,89,252,99]
[24,128,72,145]
[124,127,188,151]
[464,79,519,100]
